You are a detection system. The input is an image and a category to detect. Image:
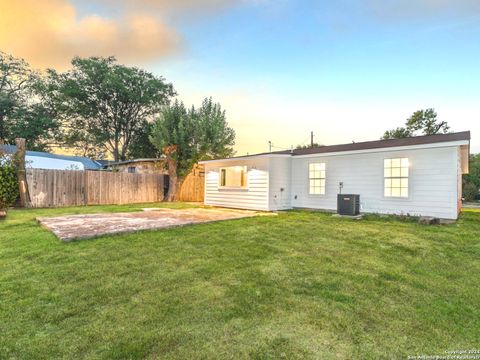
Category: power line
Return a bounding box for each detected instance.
[296,135,310,147]
[271,144,291,150]
[268,131,318,153]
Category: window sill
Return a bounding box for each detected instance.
[383,196,411,201]
[218,187,249,191]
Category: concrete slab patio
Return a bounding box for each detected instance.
[38,207,269,241]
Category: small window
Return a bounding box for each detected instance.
[128,166,136,173]
[309,163,326,195]
[219,166,247,188]
[384,158,409,197]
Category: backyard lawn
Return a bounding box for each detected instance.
[1,204,479,359]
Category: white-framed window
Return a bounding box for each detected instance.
[219,166,248,188]
[384,158,409,198]
[309,163,326,195]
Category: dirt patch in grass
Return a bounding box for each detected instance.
[37,207,270,241]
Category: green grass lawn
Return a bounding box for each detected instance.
[1,204,479,359]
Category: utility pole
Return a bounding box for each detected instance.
[310,131,314,148]
[268,141,272,152]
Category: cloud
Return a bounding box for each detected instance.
[117,0,235,11]
[102,0,267,11]
[88,0,274,18]
[0,0,182,69]
[0,0,277,69]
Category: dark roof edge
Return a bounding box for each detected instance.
[105,157,165,166]
[290,130,470,156]
[201,131,470,162]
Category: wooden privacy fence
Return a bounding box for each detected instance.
[26,169,164,208]
[177,164,205,202]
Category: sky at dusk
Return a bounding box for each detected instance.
[1,0,479,154]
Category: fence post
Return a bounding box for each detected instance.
[15,138,31,208]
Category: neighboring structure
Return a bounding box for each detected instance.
[104,158,167,174]
[95,159,116,168]
[0,145,102,170]
[200,132,471,219]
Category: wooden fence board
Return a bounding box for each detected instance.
[177,164,205,202]
[26,169,165,208]
[26,164,205,208]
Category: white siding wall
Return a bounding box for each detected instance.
[268,156,292,210]
[204,158,270,211]
[291,146,459,219]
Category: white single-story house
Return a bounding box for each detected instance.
[0,145,102,171]
[199,132,471,219]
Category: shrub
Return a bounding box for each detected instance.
[0,154,19,210]
[463,182,479,202]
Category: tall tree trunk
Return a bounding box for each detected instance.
[163,145,184,202]
[15,138,31,207]
[0,115,6,141]
[165,156,185,202]
[113,147,119,162]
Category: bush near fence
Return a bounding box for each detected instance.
[0,155,19,210]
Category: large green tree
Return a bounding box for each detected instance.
[463,153,480,201]
[151,97,235,201]
[0,52,31,141]
[126,121,160,159]
[46,56,175,161]
[296,143,322,149]
[0,51,57,151]
[382,108,450,140]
